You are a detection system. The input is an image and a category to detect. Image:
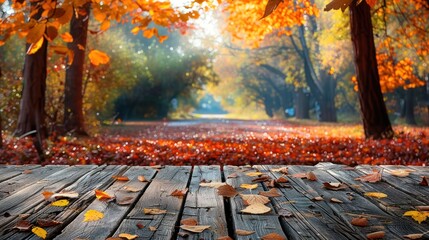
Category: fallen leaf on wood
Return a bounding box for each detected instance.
[83,209,104,222]
[330,198,343,203]
[403,210,429,224]
[178,232,189,238]
[19,214,30,219]
[180,218,198,226]
[144,208,167,215]
[138,175,147,182]
[291,171,317,181]
[241,203,271,214]
[351,217,368,227]
[416,206,429,211]
[236,229,255,236]
[42,190,79,201]
[403,233,427,239]
[271,167,288,174]
[113,175,129,181]
[200,179,211,183]
[118,233,139,240]
[364,192,387,199]
[420,177,428,186]
[261,232,286,240]
[252,175,271,182]
[123,186,141,192]
[240,183,258,190]
[199,182,226,188]
[136,222,144,229]
[259,188,281,197]
[217,184,238,197]
[180,225,210,233]
[276,176,288,183]
[95,189,115,201]
[116,196,134,205]
[312,196,324,201]
[36,219,62,227]
[149,226,157,231]
[170,188,188,197]
[307,171,317,181]
[246,172,263,177]
[367,231,385,239]
[15,220,32,231]
[217,236,233,240]
[227,173,238,178]
[389,169,414,177]
[355,169,382,183]
[51,199,69,207]
[278,208,294,217]
[323,182,348,191]
[32,226,47,239]
[23,169,32,174]
[240,194,270,205]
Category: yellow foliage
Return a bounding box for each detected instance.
[32,227,47,239]
[403,210,429,224]
[364,192,388,199]
[83,209,104,222]
[51,199,70,207]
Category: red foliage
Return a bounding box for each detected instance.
[0,121,428,166]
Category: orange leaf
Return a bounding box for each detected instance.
[113,175,129,181]
[95,189,114,201]
[100,20,110,31]
[60,32,73,43]
[170,188,188,197]
[355,169,382,183]
[351,217,368,227]
[259,188,281,197]
[365,0,377,8]
[180,218,198,226]
[88,50,110,66]
[367,231,385,239]
[261,232,286,240]
[236,229,255,236]
[27,37,44,55]
[26,23,46,44]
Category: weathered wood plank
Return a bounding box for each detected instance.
[288,165,426,239]
[177,165,229,239]
[223,165,287,240]
[113,166,192,239]
[0,165,41,183]
[52,166,156,240]
[1,165,127,240]
[0,165,67,200]
[257,165,362,240]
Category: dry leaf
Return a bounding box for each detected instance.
[236,229,255,236]
[261,232,286,240]
[15,220,32,231]
[240,194,270,205]
[324,0,353,12]
[217,236,233,240]
[252,175,271,182]
[420,177,428,186]
[271,167,288,174]
[36,219,62,227]
[259,188,281,197]
[118,233,138,240]
[23,169,32,174]
[240,183,258,190]
[241,203,271,214]
[217,184,238,198]
[276,176,288,183]
[149,226,157,231]
[51,199,69,207]
[180,218,198,226]
[261,0,284,19]
[95,189,114,201]
[83,209,104,222]
[180,225,210,233]
[323,182,348,190]
[313,196,324,201]
[138,175,147,182]
[351,217,368,227]
[307,172,317,181]
[330,198,343,203]
[389,169,414,177]
[367,231,385,239]
[403,233,426,239]
[227,173,238,178]
[355,169,382,183]
[364,192,387,199]
[246,172,263,177]
[199,182,226,188]
[278,209,293,217]
[291,172,307,178]
[416,206,429,211]
[88,50,110,66]
[170,188,188,197]
[403,211,429,224]
[32,226,47,239]
[123,186,141,192]
[43,190,79,201]
[116,196,134,205]
[113,175,129,181]
[136,222,144,229]
[144,208,167,215]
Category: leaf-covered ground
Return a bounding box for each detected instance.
[1,120,428,166]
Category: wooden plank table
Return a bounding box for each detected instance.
[0,163,427,240]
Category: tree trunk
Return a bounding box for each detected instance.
[319,72,337,122]
[404,88,417,125]
[0,66,2,149]
[15,1,47,160]
[349,0,393,139]
[63,3,90,136]
[295,89,310,119]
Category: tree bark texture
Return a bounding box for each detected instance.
[295,89,310,119]
[0,65,2,149]
[349,0,394,139]
[405,88,417,125]
[64,3,90,135]
[319,71,337,122]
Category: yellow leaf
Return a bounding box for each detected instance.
[83,209,104,222]
[246,172,263,177]
[241,203,271,214]
[118,233,139,240]
[32,227,47,239]
[88,50,110,66]
[131,26,140,35]
[364,192,387,199]
[240,183,258,190]
[403,211,429,224]
[27,37,44,55]
[51,199,69,207]
[60,32,73,43]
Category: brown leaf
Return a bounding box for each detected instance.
[138,175,147,182]
[180,218,198,226]
[324,0,353,12]
[217,184,238,198]
[113,175,129,181]
[367,231,385,239]
[330,198,343,203]
[291,172,307,178]
[278,209,293,217]
[389,169,414,177]
[236,229,255,236]
[217,236,233,240]
[227,173,238,178]
[323,182,348,191]
[355,169,382,183]
[350,217,368,227]
[36,219,62,227]
[416,206,429,211]
[259,188,281,197]
[136,222,144,229]
[123,186,141,192]
[403,233,426,239]
[180,225,210,233]
[149,226,157,231]
[241,203,271,214]
[240,194,270,205]
[307,171,317,181]
[261,232,286,240]
[144,208,167,215]
[170,188,188,197]
[271,167,288,174]
[420,176,428,186]
[252,175,271,183]
[312,196,324,201]
[116,196,134,205]
[261,0,284,19]
[14,220,32,231]
[276,176,288,183]
[23,169,32,174]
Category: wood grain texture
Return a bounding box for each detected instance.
[177,165,229,239]
[0,165,41,183]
